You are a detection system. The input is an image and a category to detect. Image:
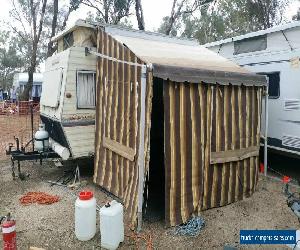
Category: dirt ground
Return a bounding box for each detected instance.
[1,115,300,249]
[0,157,299,250]
[0,114,40,158]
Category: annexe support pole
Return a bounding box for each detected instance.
[30,102,34,151]
[264,81,269,176]
[137,65,147,232]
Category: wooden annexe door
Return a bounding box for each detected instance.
[94,29,152,227]
[164,81,263,227]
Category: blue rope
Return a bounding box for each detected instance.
[170,216,205,237]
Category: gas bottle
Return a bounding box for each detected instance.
[34,123,49,152]
[75,191,96,241]
[100,200,124,250]
[2,219,17,250]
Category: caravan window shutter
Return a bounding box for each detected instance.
[77,71,96,109]
[234,35,267,55]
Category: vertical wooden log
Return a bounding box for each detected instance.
[179,83,188,222]
[221,86,229,206]
[190,84,199,211]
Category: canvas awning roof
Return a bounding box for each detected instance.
[104,26,267,86]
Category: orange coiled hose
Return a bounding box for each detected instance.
[19,192,60,205]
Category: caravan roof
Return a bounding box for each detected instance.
[103,26,266,86]
[53,19,266,86]
[204,21,300,48]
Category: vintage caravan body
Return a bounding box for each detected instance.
[40,20,98,159]
[205,22,300,157]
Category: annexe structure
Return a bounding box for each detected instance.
[92,24,267,228]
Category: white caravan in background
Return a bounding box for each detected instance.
[205,21,300,157]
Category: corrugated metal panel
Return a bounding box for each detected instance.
[94,28,264,228]
[153,64,266,86]
[104,29,266,86]
[164,82,263,226]
[205,85,262,210]
[94,29,153,227]
[109,33,248,74]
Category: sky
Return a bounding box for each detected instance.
[1,0,300,32]
[66,0,174,31]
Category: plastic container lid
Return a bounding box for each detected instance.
[79,191,93,200]
[2,220,15,228]
[283,176,291,184]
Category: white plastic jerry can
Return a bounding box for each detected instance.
[75,191,96,241]
[100,200,124,250]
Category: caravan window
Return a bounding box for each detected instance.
[234,35,267,55]
[259,72,280,99]
[76,71,96,109]
[63,32,74,50]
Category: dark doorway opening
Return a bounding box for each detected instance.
[143,77,165,222]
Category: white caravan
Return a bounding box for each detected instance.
[40,20,98,160]
[13,72,43,100]
[205,21,300,157]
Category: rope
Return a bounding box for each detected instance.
[169,216,205,237]
[19,192,60,205]
[88,49,146,68]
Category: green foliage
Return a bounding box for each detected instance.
[193,0,291,44]
[157,16,180,36]
[0,31,25,90]
[159,0,292,44]
[293,8,300,20]
[82,0,134,24]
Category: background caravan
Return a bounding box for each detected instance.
[205,21,300,158]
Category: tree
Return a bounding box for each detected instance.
[81,0,134,24]
[245,0,290,29]
[135,0,145,30]
[8,0,81,100]
[47,0,82,57]
[293,7,300,20]
[47,0,58,57]
[9,0,48,100]
[0,31,24,90]
[178,0,291,44]
[158,0,214,35]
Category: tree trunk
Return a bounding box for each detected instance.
[165,0,178,35]
[21,43,37,101]
[104,0,109,23]
[62,0,83,30]
[47,0,58,57]
[135,0,145,30]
